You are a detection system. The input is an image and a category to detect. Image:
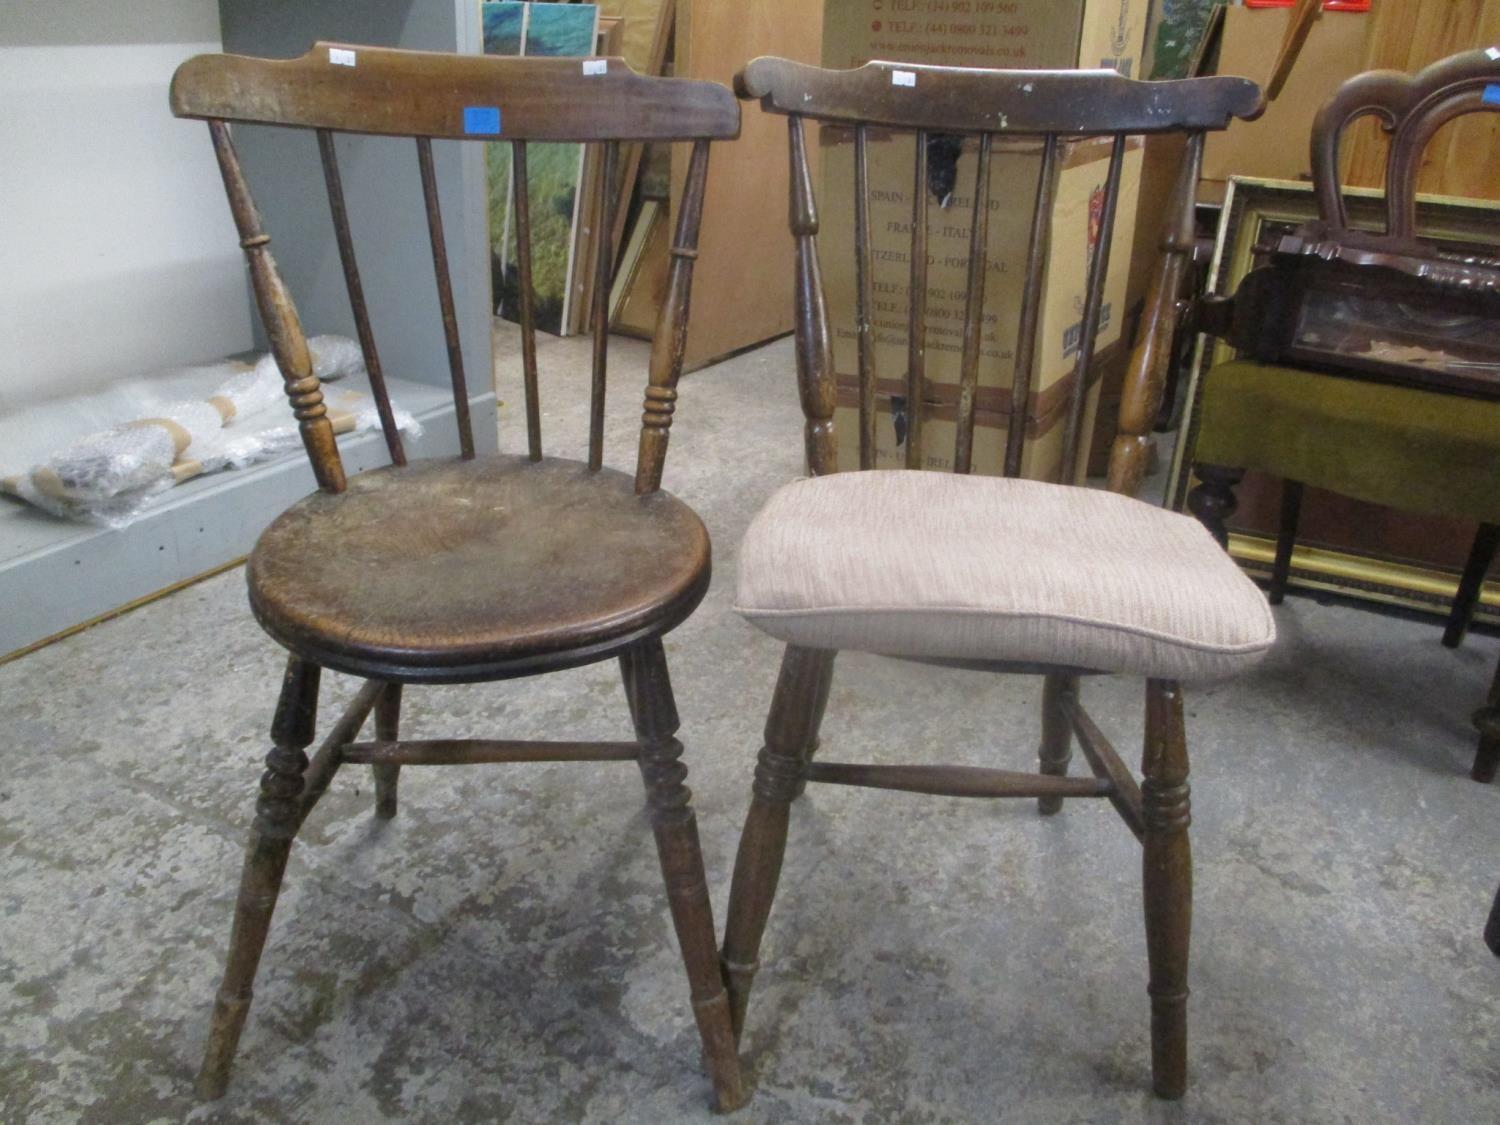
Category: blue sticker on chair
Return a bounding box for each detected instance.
[1482,84,1500,106]
[463,106,501,135]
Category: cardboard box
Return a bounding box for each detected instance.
[833,365,1103,482]
[823,0,1149,75]
[820,132,1143,417]
[818,0,1148,440]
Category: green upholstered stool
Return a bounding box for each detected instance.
[1188,359,1500,782]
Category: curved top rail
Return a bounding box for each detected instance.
[172,42,741,142]
[734,56,1262,135]
[1311,47,1500,235]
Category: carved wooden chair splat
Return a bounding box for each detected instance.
[1186,48,1500,781]
[170,42,744,1109]
[722,57,1265,1101]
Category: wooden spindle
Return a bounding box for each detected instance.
[589,141,620,472]
[1058,133,1126,487]
[317,130,406,466]
[207,121,345,493]
[1004,134,1060,479]
[634,139,712,494]
[1107,132,1205,497]
[416,136,475,460]
[853,123,878,470]
[512,141,543,461]
[783,115,838,478]
[905,130,931,468]
[954,132,993,475]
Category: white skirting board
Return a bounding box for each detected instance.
[0,380,497,660]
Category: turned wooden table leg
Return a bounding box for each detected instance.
[1037,672,1077,816]
[1471,656,1500,784]
[197,656,320,1100]
[619,638,745,1112]
[1142,678,1191,1099]
[372,682,402,819]
[721,645,836,1044]
[1187,464,1244,551]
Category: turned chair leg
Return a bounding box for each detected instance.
[1472,656,1500,784]
[619,638,746,1112]
[1187,463,1244,551]
[1037,672,1077,816]
[1269,479,1304,606]
[720,645,837,1043]
[197,656,320,1101]
[1445,523,1499,650]
[372,682,402,819]
[1141,678,1192,1099]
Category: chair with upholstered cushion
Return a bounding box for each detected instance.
[1187,49,1500,782]
[720,57,1264,1100]
[171,43,744,1109]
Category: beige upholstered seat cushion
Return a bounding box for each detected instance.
[735,471,1275,682]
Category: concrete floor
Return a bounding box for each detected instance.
[3,329,1499,1123]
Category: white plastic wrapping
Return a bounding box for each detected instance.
[2,335,421,528]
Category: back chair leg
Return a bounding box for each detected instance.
[372,682,403,819]
[197,656,321,1100]
[619,638,746,1112]
[1141,678,1192,1099]
[1472,656,1500,784]
[1445,523,1500,649]
[721,645,837,1042]
[1037,672,1077,815]
[1269,480,1304,605]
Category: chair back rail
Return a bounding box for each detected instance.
[172,43,740,493]
[737,57,1259,488]
[1311,48,1500,239]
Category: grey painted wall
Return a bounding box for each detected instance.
[217,0,491,398]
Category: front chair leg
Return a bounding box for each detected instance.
[372,682,402,819]
[197,656,320,1100]
[721,645,836,1042]
[1141,678,1192,1099]
[1037,672,1077,815]
[1187,463,1244,551]
[619,638,745,1112]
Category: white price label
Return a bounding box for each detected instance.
[329,47,357,67]
[582,59,608,76]
[892,70,916,87]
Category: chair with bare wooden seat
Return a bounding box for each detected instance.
[170,43,744,1109]
[720,57,1266,1100]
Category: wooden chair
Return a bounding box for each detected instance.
[170,43,745,1109]
[1186,48,1500,781]
[720,58,1264,1100]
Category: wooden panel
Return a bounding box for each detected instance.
[1341,0,1500,201]
[672,0,825,370]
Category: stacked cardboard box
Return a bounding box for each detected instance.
[819,0,1149,480]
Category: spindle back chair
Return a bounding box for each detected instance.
[721,57,1266,1101]
[171,43,744,1109]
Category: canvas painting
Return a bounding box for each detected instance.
[482,1,599,336]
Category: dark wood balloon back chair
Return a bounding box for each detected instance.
[1185,48,1500,782]
[721,57,1264,1100]
[170,43,744,1110]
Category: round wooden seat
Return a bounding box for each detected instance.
[247,456,711,682]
